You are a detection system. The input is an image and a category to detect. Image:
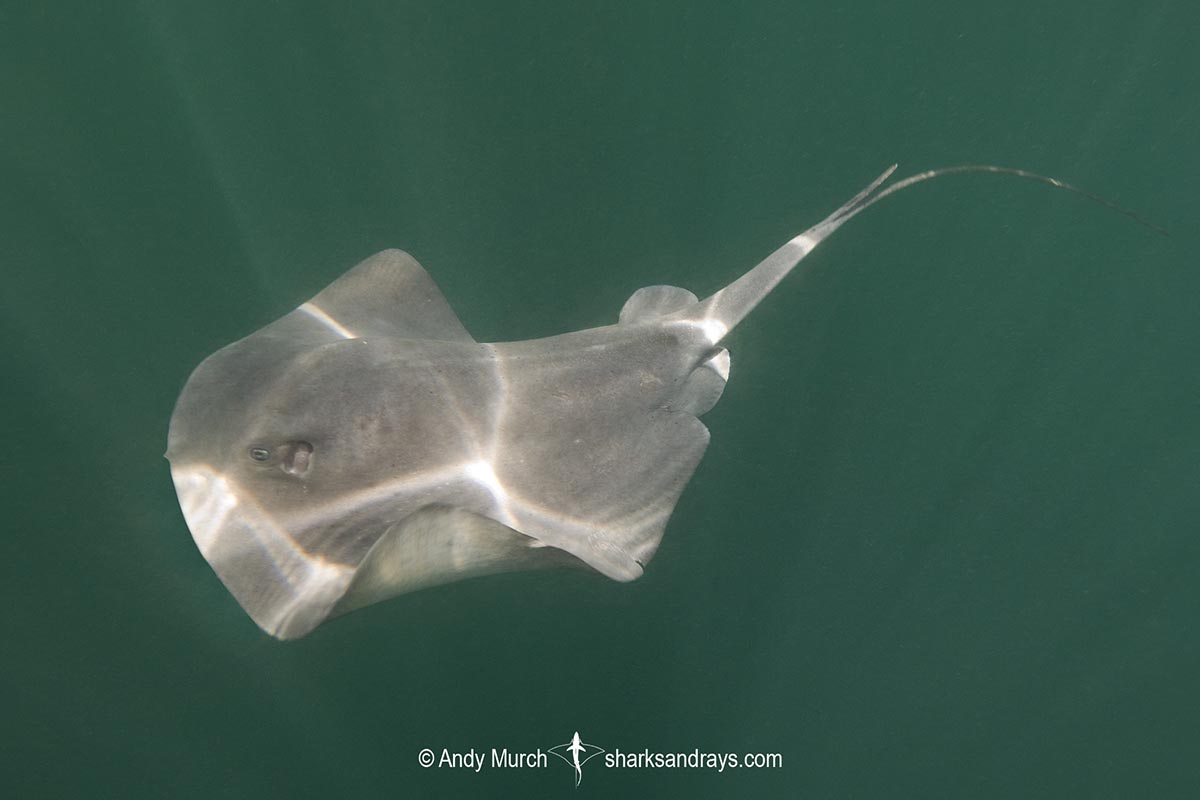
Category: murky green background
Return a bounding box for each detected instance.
[3,3,1197,797]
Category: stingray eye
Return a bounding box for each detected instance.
[249,446,271,462]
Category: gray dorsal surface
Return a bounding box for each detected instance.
[167,165,1132,639]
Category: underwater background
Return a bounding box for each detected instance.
[3,2,1197,797]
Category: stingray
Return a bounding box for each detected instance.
[167,165,1157,639]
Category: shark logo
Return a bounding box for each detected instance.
[548,731,606,787]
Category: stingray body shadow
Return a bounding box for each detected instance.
[166,164,1150,639]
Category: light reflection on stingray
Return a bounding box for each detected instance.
[299,301,356,340]
[172,464,354,635]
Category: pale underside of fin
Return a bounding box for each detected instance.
[667,348,730,416]
[619,285,699,324]
[332,505,586,619]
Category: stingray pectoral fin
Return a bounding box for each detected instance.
[332,506,586,617]
[498,408,712,582]
[294,249,476,343]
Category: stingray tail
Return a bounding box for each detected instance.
[683,163,1162,345]
[684,165,895,342]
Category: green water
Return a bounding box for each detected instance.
[3,3,1197,797]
